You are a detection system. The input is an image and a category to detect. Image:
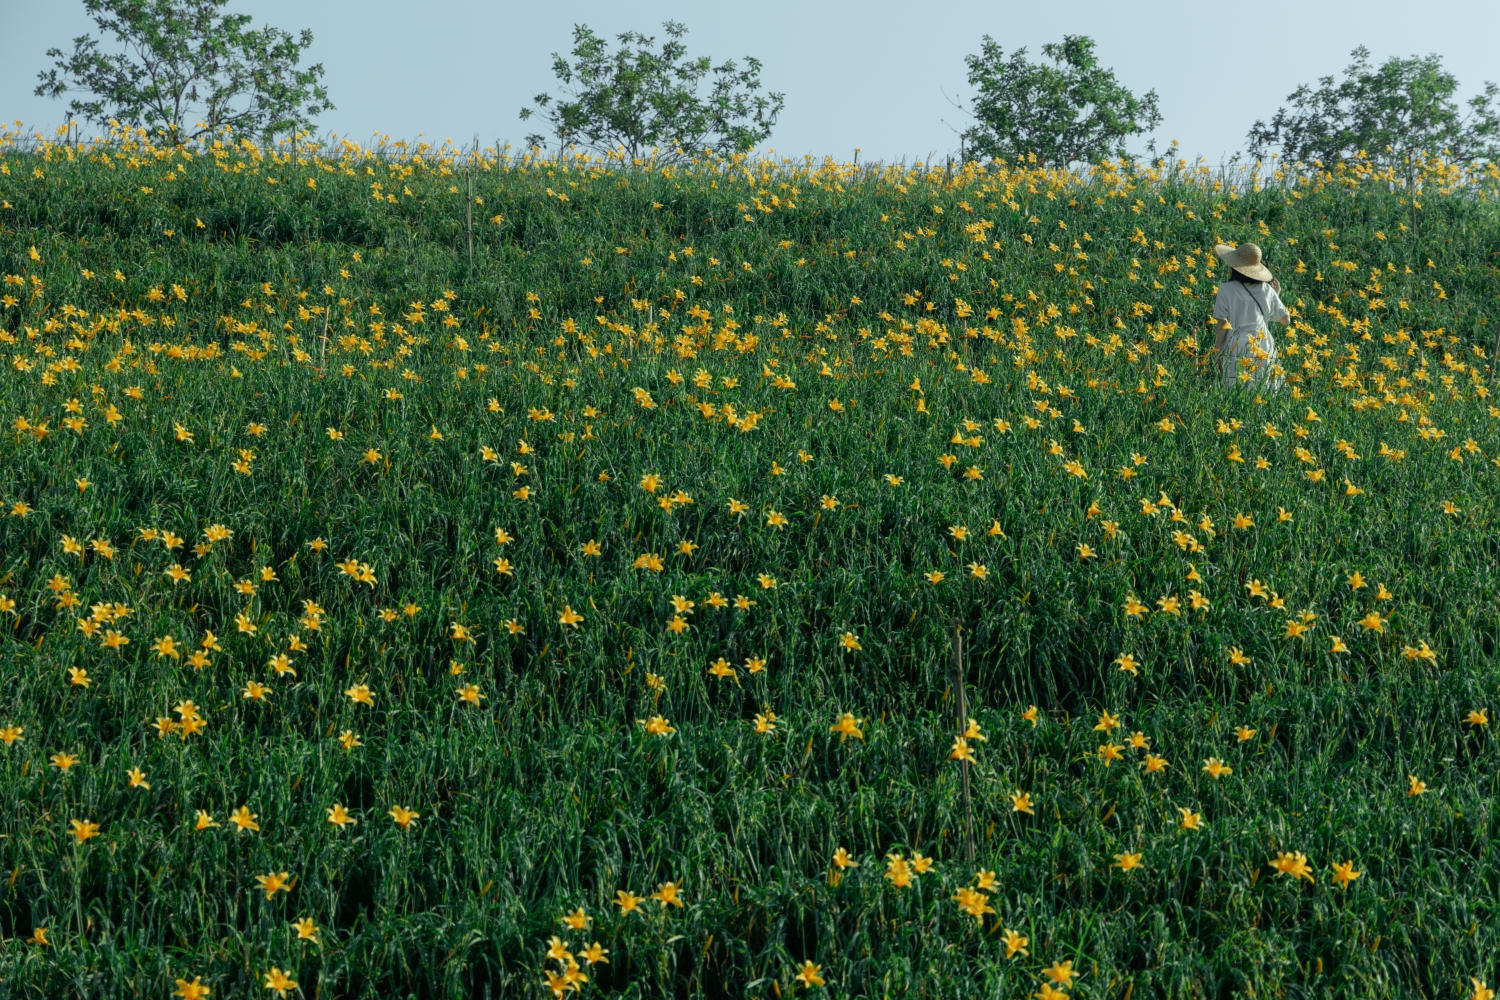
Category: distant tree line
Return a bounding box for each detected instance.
[34,0,1500,170]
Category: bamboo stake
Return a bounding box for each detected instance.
[950,620,975,863]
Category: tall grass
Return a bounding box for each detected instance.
[1,125,1499,998]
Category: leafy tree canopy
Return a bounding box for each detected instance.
[36,0,332,143]
[520,21,784,163]
[962,35,1161,169]
[1248,47,1500,170]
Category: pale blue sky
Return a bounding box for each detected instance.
[4,0,1498,163]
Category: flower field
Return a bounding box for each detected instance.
[2,125,1500,999]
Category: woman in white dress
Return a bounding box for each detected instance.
[1211,242,1290,390]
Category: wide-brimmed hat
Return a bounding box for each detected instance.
[1214,242,1273,282]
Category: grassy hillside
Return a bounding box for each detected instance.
[2,123,1500,998]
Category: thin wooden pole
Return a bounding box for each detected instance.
[319,304,329,368]
[950,620,975,863]
[1491,315,1500,384]
[1409,155,1418,240]
[466,139,475,283]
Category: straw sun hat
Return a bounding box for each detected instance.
[1214,242,1273,281]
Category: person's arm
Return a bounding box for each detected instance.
[1270,278,1291,324]
[1211,286,1230,354]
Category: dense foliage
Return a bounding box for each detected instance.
[34,0,331,143]
[1247,46,1500,175]
[963,36,1162,169]
[519,21,783,163]
[2,126,1500,999]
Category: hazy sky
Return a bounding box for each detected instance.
[4,0,1498,163]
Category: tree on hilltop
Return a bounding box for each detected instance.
[1247,47,1500,171]
[961,35,1161,168]
[36,0,332,143]
[520,21,784,162]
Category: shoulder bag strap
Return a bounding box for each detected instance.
[1239,283,1266,327]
